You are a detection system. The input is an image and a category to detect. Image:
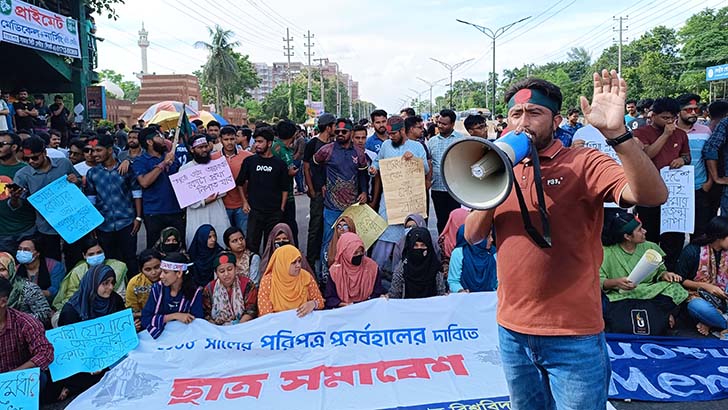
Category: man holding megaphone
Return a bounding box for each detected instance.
[462,70,668,410]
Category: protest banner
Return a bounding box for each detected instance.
[46,309,138,381]
[0,0,81,58]
[0,367,39,410]
[27,176,103,244]
[379,157,427,224]
[169,157,236,208]
[660,166,695,234]
[338,203,388,250]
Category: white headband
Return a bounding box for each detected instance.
[192,137,208,148]
[160,260,189,271]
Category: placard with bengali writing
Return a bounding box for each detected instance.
[169,157,236,208]
[338,203,388,250]
[27,176,103,244]
[660,166,694,234]
[0,367,39,410]
[379,157,427,225]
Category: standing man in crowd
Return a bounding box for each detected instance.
[292,127,307,194]
[220,125,251,232]
[352,124,369,153]
[272,119,300,245]
[625,99,638,124]
[303,113,334,270]
[207,120,222,151]
[13,89,36,133]
[118,129,142,164]
[0,89,9,132]
[86,134,142,277]
[237,126,288,254]
[634,97,690,271]
[464,114,488,139]
[558,108,583,147]
[428,109,464,233]
[132,127,184,247]
[365,109,389,155]
[32,95,49,134]
[370,116,429,271]
[465,70,668,410]
[0,132,36,252]
[703,99,728,217]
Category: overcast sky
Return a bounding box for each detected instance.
[97,0,724,113]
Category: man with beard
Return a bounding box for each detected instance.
[207,120,222,152]
[236,126,289,254]
[427,109,465,233]
[32,95,49,134]
[465,72,667,410]
[634,97,690,271]
[365,109,388,155]
[180,134,229,249]
[118,129,142,163]
[0,132,36,252]
[220,126,251,232]
[86,134,142,277]
[369,116,429,272]
[313,118,369,280]
[677,94,714,237]
[132,127,184,247]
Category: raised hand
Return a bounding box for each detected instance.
[580,69,627,139]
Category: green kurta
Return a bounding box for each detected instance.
[52,259,128,310]
[600,241,688,305]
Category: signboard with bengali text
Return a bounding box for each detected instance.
[0,0,80,58]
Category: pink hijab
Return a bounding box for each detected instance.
[329,233,378,304]
[438,208,469,258]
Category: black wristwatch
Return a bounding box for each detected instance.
[605,130,633,147]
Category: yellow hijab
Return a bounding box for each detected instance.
[263,245,313,312]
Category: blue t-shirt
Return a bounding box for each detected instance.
[687,124,712,190]
[365,134,387,154]
[132,152,181,215]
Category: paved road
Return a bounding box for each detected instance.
[43,195,725,409]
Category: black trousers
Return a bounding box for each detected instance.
[431,190,462,234]
[284,199,299,247]
[635,205,684,272]
[306,193,324,267]
[247,208,283,255]
[143,212,185,252]
[97,223,138,281]
[37,232,83,272]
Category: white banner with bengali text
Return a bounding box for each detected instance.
[0,0,80,58]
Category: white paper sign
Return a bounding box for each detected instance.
[0,0,81,58]
[169,157,236,208]
[660,166,695,234]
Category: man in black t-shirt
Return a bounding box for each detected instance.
[49,95,70,135]
[12,89,36,132]
[236,126,289,254]
[32,95,49,133]
[302,113,334,270]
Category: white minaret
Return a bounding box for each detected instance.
[138,22,149,77]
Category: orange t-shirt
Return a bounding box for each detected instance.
[218,150,251,210]
[494,140,628,336]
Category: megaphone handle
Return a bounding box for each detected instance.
[513,149,552,248]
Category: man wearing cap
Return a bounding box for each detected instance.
[369,116,429,271]
[428,109,465,234]
[465,71,668,409]
[676,94,714,238]
[180,134,229,249]
[313,118,369,277]
[86,134,142,277]
[132,127,184,248]
[303,113,335,270]
[13,136,80,262]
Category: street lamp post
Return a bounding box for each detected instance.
[430,57,474,109]
[416,76,447,117]
[456,16,531,117]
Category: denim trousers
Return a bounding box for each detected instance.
[687,298,728,330]
[498,325,611,410]
[226,207,248,234]
[320,207,342,264]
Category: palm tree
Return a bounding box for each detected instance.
[194,25,240,111]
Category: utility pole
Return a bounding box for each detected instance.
[304,30,315,106]
[313,57,328,113]
[283,28,294,118]
[335,64,340,117]
[348,77,353,119]
[417,76,447,117]
[613,16,628,75]
[429,58,474,109]
[456,16,531,117]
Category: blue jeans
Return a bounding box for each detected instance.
[498,326,611,410]
[688,298,728,329]
[321,207,343,265]
[293,159,305,193]
[226,207,248,234]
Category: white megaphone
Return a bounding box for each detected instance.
[441,131,532,210]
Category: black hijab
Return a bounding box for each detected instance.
[402,227,440,299]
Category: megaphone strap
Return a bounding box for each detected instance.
[513,148,552,248]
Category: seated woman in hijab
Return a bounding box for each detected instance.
[188,224,223,287]
[203,251,258,325]
[676,215,728,336]
[53,235,127,311]
[153,226,187,258]
[448,226,497,293]
[0,251,52,327]
[600,212,687,335]
[326,216,356,268]
[16,237,66,301]
[258,223,312,278]
[392,214,440,270]
[126,249,162,331]
[258,245,324,317]
[438,208,469,275]
[325,232,385,308]
[141,252,204,339]
[388,227,447,299]
[223,227,261,284]
[57,264,125,398]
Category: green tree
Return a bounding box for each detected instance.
[88,0,125,20]
[195,25,241,111]
[97,69,140,102]
[194,51,259,109]
[261,83,307,123]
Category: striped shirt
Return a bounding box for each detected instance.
[140,282,203,339]
[427,131,465,191]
